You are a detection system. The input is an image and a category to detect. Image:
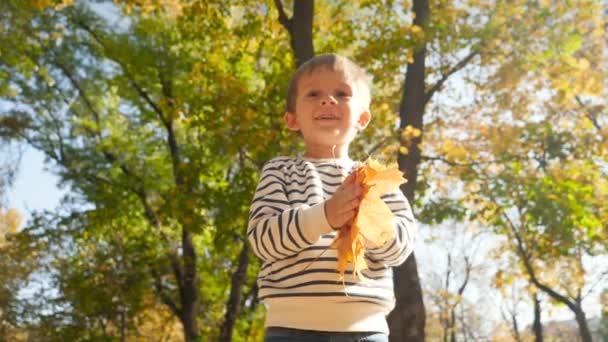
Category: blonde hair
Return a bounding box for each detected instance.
[285,54,372,113]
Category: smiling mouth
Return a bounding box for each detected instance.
[315,114,340,120]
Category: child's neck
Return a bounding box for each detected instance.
[303,144,350,160]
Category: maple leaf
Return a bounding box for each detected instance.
[332,158,407,279]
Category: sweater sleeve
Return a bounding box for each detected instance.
[364,190,417,267]
[247,159,334,263]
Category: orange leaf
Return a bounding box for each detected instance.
[333,158,406,279]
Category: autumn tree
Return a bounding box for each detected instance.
[3,0,606,341]
[1,1,291,340]
[430,2,608,339]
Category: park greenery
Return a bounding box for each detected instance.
[1,0,606,341]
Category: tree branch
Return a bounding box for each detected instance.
[151,266,182,318]
[574,95,603,132]
[503,211,578,313]
[366,135,394,157]
[424,47,480,106]
[273,0,292,33]
[50,71,186,305]
[72,17,169,126]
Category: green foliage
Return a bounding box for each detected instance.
[1,0,606,339]
[417,197,467,225]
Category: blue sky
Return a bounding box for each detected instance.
[8,146,65,227]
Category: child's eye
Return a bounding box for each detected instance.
[306,91,319,97]
[336,90,351,97]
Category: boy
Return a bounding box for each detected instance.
[247,54,417,342]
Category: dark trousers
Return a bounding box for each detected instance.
[264,327,389,342]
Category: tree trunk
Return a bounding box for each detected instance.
[388,0,429,341]
[181,228,199,342]
[511,310,522,342]
[219,242,251,342]
[449,307,456,342]
[573,307,593,342]
[388,255,425,341]
[532,293,543,342]
[291,0,314,66]
[513,229,593,342]
[274,0,314,67]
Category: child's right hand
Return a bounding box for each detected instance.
[324,173,364,230]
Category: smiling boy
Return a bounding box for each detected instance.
[247,54,417,342]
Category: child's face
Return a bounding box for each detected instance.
[285,69,370,153]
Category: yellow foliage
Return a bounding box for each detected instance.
[0,208,22,249]
[439,138,468,161]
[401,125,422,140]
[26,0,73,10]
[332,158,407,279]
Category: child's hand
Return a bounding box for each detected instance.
[324,173,364,230]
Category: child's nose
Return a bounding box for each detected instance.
[320,95,338,106]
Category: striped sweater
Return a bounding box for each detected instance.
[247,156,417,334]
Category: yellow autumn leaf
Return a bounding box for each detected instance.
[332,158,407,279]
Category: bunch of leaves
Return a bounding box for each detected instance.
[332,158,406,279]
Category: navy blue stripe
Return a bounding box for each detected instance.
[260,244,333,272]
[266,257,388,277]
[308,162,350,168]
[285,192,324,204]
[372,240,402,261]
[277,211,298,255]
[260,279,393,291]
[249,205,283,220]
[267,221,290,259]
[287,183,318,195]
[259,220,274,260]
[249,226,261,257]
[263,268,389,283]
[286,168,344,179]
[259,292,390,302]
[294,210,313,245]
[253,197,290,206]
[256,178,286,193]
[286,210,301,250]
[258,173,287,187]
[280,176,343,187]
[394,213,414,222]
[368,239,397,257]
[252,188,284,202]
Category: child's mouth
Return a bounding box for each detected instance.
[316,114,340,120]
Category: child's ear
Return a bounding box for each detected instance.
[284,112,300,131]
[356,110,371,130]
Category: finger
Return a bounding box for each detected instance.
[343,172,356,185]
[343,184,363,202]
[343,209,357,221]
[338,182,359,198]
[335,210,356,226]
[356,183,364,196]
[335,194,360,211]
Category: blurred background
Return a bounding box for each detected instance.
[1,0,606,341]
